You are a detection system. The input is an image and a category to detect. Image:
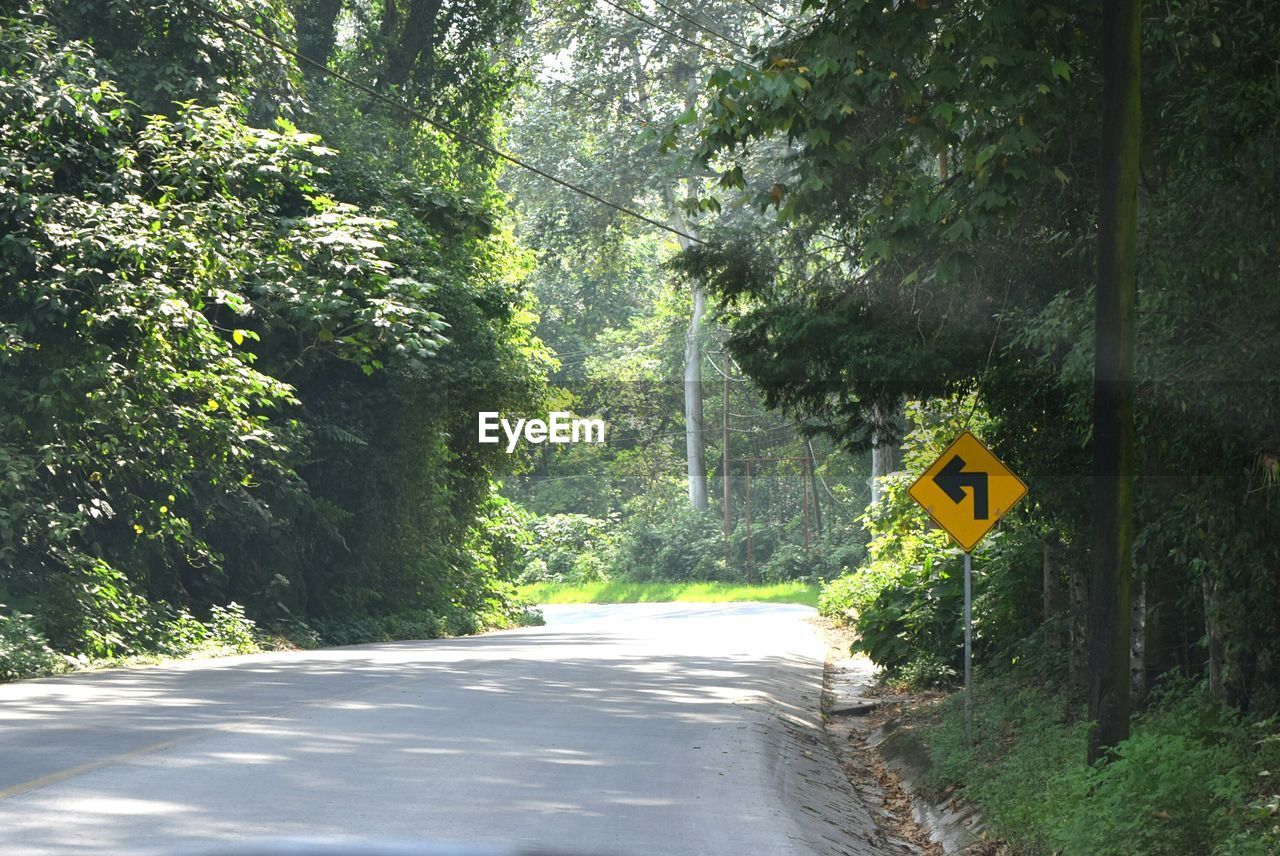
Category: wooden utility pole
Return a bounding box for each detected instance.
[722,361,731,569]
[745,460,754,583]
[804,438,823,538]
[801,459,811,554]
[1088,0,1142,764]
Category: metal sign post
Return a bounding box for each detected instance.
[908,430,1028,747]
[963,550,973,745]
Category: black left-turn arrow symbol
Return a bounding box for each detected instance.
[934,455,989,520]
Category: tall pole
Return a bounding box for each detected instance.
[802,459,811,554]
[1089,0,1141,764]
[804,438,823,539]
[722,358,731,563]
[684,283,708,510]
[745,460,754,584]
[964,551,974,745]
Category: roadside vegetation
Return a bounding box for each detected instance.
[507,1,1280,852]
[0,1,546,681]
[886,664,1280,856]
[520,580,819,608]
[2,1,1277,851]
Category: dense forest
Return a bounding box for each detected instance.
[0,0,551,667]
[2,0,1278,852]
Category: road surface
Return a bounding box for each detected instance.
[0,603,904,855]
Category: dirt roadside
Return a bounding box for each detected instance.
[811,617,1007,856]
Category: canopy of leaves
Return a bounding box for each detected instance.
[686,0,1280,711]
[0,0,549,661]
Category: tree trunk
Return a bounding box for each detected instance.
[293,0,343,81]
[1204,571,1224,700]
[375,0,443,93]
[869,400,901,505]
[1070,554,1089,696]
[1131,575,1147,706]
[684,282,709,510]
[1087,0,1141,765]
[1043,529,1062,649]
[665,75,709,512]
[663,181,707,511]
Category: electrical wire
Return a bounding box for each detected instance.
[644,0,752,53]
[507,7,861,262]
[738,0,793,29]
[188,0,705,246]
[595,0,747,65]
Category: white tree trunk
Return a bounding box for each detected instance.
[1130,575,1147,706]
[667,75,709,511]
[684,284,708,510]
[666,190,707,511]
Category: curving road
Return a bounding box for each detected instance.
[0,603,904,855]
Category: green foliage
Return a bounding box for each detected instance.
[817,559,905,621]
[853,556,962,684]
[1057,731,1243,855]
[814,400,1041,683]
[0,596,270,680]
[47,0,303,117]
[908,673,1280,855]
[611,501,726,582]
[0,608,67,681]
[207,603,258,654]
[519,580,820,608]
[757,541,860,584]
[518,513,614,584]
[691,0,1280,715]
[312,602,546,648]
[0,0,550,675]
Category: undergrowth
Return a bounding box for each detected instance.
[893,657,1280,855]
[518,580,821,607]
[1,600,543,683]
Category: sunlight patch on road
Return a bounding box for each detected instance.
[59,795,188,816]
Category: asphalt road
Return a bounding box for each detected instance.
[0,603,900,856]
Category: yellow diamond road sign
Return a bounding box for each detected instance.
[908,430,1028,552]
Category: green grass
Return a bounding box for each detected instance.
[887,665,1280,855]
[517,580,820,607]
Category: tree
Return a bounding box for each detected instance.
[504,0,785,512]
[0,0,548,666]
[1087,0,1141,764]
[687,0,1280,714]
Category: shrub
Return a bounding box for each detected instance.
[518,513,614,583]
[311,604,523,647]
[812,539,868,580]
[1053,731,1244,855]
[208,603,259,654]
[0,609,67,681]
[912,673,1278,856]
[611,504,725,581]
[156,606,212,655]
[818,558,909,621]
[757,544,808,583]
[570,552,608,583]
[852,556,964,680]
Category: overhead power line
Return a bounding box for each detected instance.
[188,0,705,246]
[595,0,748,65]
[738,0,793,29]
[644,0,752,53]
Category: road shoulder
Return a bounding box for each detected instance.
[813,617,950,856]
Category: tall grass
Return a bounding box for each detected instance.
[518,580,820,607]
